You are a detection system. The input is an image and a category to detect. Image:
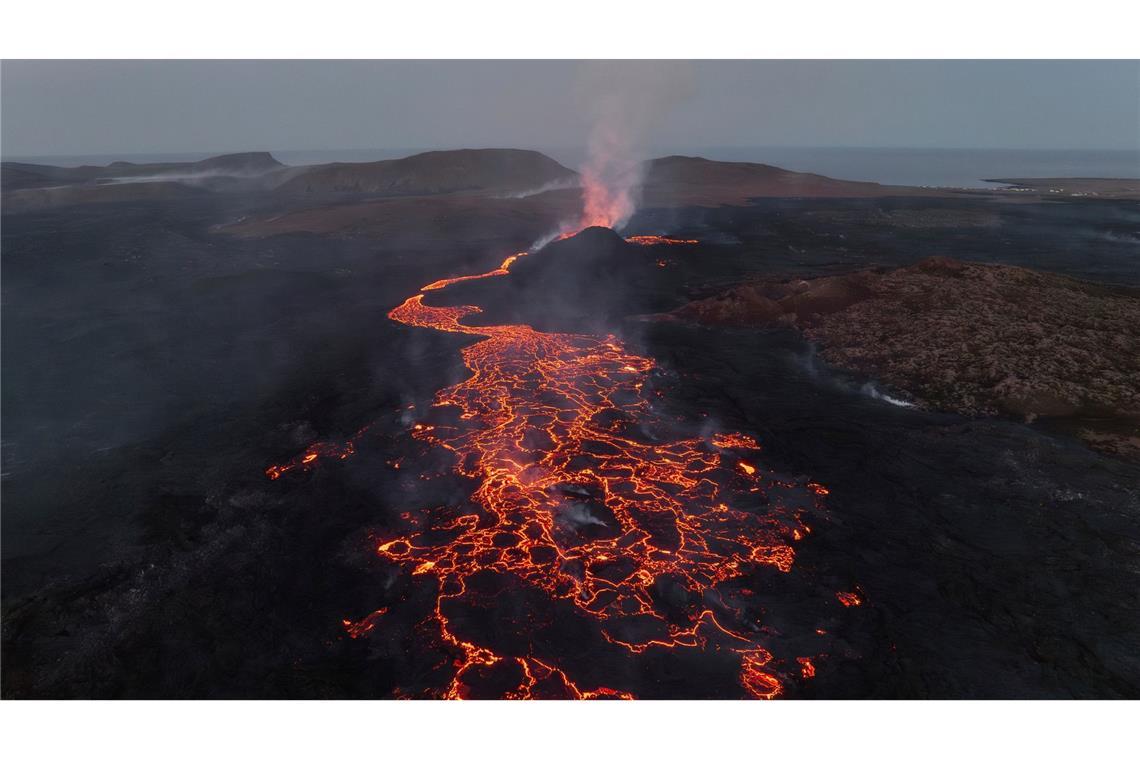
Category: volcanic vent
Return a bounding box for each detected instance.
[430,226,658,332]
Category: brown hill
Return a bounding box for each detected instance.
[641,155,939,205]
[273,148,575,196]
[3,181,209,212]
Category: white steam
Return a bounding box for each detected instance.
[572,61,694,230]
[496,175,581,199]
[860,382,916,408]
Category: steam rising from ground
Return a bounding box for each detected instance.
[572,62,694,231]
[496,175,581,199]
[99,170,267,185]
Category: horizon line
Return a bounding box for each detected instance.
[5,144,1139,164]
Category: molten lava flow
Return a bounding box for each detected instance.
[421,252,527,292]
[265,437,361,480]
[624,235,699,246]
[343,608,389,639]
[269,233,850,699]
[711,432,761,449]
[376,240,829,699]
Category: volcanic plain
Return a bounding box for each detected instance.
[3,149,1138,698]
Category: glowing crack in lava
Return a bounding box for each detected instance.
[270,230,848,699]
[624,235,699,246]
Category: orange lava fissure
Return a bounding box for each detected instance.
[273,237,850,699]
[624,235,700,246]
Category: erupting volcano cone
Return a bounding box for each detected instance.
[435,225,658,332]
[531,225,634,269]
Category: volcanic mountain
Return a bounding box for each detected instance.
[217,153,955,240]
[3,147,971,222]
[640,155,931,205]
[272,148,576,196]
[437,226,661,332]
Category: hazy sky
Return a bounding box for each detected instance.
[2,60,1137,158]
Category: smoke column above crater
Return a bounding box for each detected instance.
[573,62,694,231]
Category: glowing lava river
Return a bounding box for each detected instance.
[268,228,851,699]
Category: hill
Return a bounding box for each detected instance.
[220,155,951,239]
[640,155,935,205]
[1,152,284,193]
[273,148,576,196]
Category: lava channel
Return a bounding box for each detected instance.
[271,232,852,699]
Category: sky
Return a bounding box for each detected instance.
[2,60,1138,159]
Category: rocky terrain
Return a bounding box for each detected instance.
[989,177,1140,199]
[675,257,1140,459]
[3,180,213,213]
[220,190,578,244]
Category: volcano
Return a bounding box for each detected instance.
[433,226,667,332]
[5,147,1138,701]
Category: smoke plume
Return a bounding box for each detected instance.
[572,61,694,231]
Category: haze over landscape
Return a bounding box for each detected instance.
[3,60,1138,158]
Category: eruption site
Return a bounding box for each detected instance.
[267,82,847,698]
[268,216,848,698]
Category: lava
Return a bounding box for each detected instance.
[711,432,761,449]
[265,437,361,480]
[421,251,527,292]
[342,608,389,639]
[625,235,699,246]
[269,230,850,699]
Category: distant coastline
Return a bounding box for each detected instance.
[5,146,1138,190]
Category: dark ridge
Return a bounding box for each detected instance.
[193,152,284,173]
[273,148,575,195]
[645,154,833,185]
[1,151,286,193]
